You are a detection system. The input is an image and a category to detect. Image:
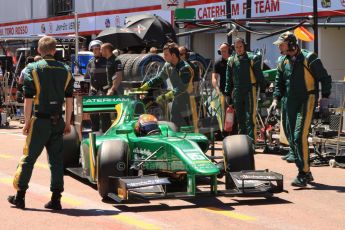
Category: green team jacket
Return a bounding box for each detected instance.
[224,52,267,95]
[273,49,332,100]
[23,55,74,115]
[147,60,194,97]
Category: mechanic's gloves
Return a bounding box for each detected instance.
[269,99,278,111]
[156,94,165,104]
[136,83,150,91]
[156,91,174,104]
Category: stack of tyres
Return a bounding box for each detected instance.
[117,54,165,82]
[116,54,165,120]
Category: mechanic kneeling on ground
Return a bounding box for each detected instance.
[8,36,74,210]
[85,40,111,133]
[136,42,198,131]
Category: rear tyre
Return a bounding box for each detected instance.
[97,140,128,199]
[62,125,80,169]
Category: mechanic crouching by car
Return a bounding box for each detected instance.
[85,40,111,133]
[136,42,198,131]
[8,36,74,210]
[100,43,124,96]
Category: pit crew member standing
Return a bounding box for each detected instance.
[8,36,74,210]
[212,43,232,97]
[270,32,332,187]
[137,42,197,131]
[85,40,111,132]
[225,37,267,142]
[100,43,123,96]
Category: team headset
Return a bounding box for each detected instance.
[217,42,232,55]
[286,34,298,52]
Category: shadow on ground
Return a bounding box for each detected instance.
[293,182,345,193]
[15,207,120,216]
[114,195,291,213]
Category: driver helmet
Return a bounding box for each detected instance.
[88,40,103,51]
[135,114,161,136]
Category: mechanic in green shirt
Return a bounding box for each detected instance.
[137,42,197,131]
[8,36,74,210]
[270,32,332,187]
[225,37,267,142]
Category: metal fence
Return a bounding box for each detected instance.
[329,80,345,108]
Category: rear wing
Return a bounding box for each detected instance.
[82,96,132,113]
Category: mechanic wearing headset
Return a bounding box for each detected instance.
[225,37,267,142]
[270,32,332,187]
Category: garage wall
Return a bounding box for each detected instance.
[192,32,214,61]
[75,0,93,14]
[0,0,31,22]
[214,33,227,61]
[33,0,48,19]
[94,0,160,12]
[319,27,345,81]
[251,32,280,69]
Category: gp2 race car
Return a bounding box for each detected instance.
[63,96,283,202]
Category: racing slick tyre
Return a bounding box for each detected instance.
[97,140,128,199]
[123,55,141,80]
[223,134,255,172]
[62,125,80,169]
[132,54,164,82]
[117,54,138,79]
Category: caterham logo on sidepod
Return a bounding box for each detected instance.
[84,97,130,103]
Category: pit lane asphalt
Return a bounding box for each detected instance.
[0,122,344,230]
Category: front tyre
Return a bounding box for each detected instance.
[223,135,255,172]
[97,140,128,199]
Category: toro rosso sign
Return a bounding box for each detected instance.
[0,24,32,36]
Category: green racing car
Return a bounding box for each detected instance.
[62,95,283,202]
